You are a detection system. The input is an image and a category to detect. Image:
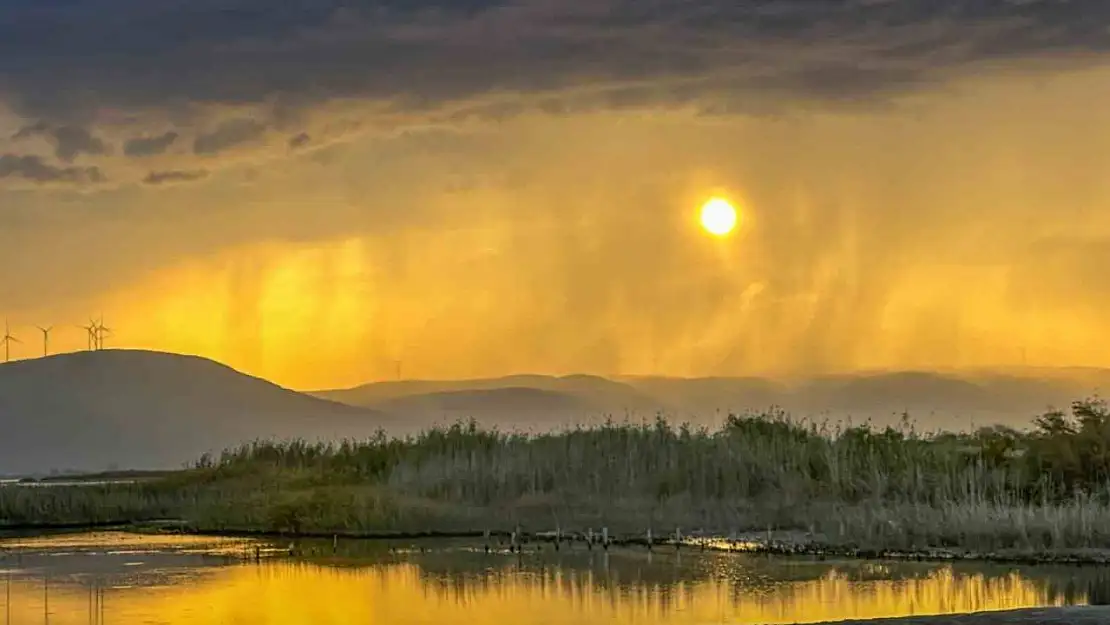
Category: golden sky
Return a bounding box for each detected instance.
[3,2,1110,389]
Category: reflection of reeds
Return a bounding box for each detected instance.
[9,399,1110,554]
[0,558,1078,625]
[415,565,1070,624]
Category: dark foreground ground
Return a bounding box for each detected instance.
[817,607,1110,625]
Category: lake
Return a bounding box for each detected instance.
[0,532,1106,624]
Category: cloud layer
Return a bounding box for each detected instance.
[124,132,179,157]
[2,1,1110,386]
[3,0,1110,118]
[0,0,1109,187]
[142,169,208,185]
[0,153,103,184]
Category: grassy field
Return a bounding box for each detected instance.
[6,398,1110,556]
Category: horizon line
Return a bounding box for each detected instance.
[2,347,1106,394]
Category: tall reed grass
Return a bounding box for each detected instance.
[5,398,1110,553]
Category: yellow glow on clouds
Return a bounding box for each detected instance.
[7,65,1110,388]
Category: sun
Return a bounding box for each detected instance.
[699,197,738,237]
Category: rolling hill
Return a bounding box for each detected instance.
[0,350,392,475]
[5,348,1102,475]
[623,371,1094,430]
[316,374,655,409]
[374,387,598,429]
[315,374,660,428]
[320,369,1104,434]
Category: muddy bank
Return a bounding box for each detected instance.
[811,606,1110,624]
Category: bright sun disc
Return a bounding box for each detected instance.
[700,198,738,237]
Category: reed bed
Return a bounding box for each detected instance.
[5,398,1110,555]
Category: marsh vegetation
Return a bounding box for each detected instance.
[7,398,1110,556]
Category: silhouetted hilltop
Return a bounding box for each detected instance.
[0,350,390,475]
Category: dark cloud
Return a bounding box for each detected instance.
[192,119,266,155]
[0,154,104,184]
[142,169,209,185]
[2,0,1110,123]
[288,132,310,149]
[12,122,108,162]
[10,120,47,139]
[124,131,179,157]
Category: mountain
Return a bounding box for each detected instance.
[0,350,392,475]
[320,369,1104,434]
[7,349,1099,476]
[375,387,598,429]
[621,371,1091,431]
[315,374,659,427]
[614,376,787,417]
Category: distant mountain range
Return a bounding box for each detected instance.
[2,349,1107,475]
[313,374,660,429]
[318,369,1109,433]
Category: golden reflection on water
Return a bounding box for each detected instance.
[0,557,1074,625]
[0,531,255,554]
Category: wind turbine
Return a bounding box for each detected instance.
[94,316,112,350]
[1,321,19,363]
[35,325,52,357]
[79,321,97,350]
[97,324,112,350]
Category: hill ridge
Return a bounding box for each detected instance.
[0,349,389,475]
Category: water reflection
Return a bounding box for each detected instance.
[0,533,1104,624]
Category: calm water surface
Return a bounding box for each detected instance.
[0,532,1106,624]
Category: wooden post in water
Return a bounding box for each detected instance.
[675,527,682,551]
[332,534,338,554]
[602,527,609,551]
[554,525,561,552]
[646,527,653,551]
[484,529,491,553]
[586,528,594,551]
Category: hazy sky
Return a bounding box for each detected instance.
[3,0,1110,389]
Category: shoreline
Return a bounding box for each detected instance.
[8,521,1110,567]
[5,523,1107,625]
[7,402,1110,575]
[806,607,1110,625]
